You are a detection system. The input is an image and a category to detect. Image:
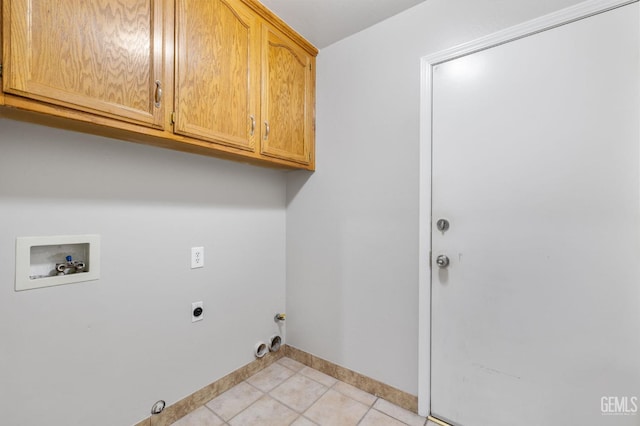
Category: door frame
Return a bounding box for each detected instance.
[417,0,637,417]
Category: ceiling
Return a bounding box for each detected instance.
[259,0,427,49]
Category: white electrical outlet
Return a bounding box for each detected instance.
[191,247,204,269]
[192,301,204,322]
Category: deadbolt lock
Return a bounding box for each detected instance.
[436,219,450,232]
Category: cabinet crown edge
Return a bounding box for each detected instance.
[240,0,319,56]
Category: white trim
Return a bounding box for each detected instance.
[423,0,635,66]
[417,54,433,417]
[417,0,636,417]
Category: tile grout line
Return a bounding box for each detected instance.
[271,358,384,425]
[355,406,373,426]
[285,346,419,414]
[221,361,320,425]
[265,360,316,412]
[357,404,419,426]
[301,374,378,426]
[373,399,427,426]
[243,379,267,395]
[220,380,267,425]
[267,367,335,419]
[270,358,379,424]
[269,385,327,418]
[200,404,226,425]
[175,358,416,426]
[296,373,335,419]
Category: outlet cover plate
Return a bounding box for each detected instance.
[191,247,204,269]
[192,301,204,322]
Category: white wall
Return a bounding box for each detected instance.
[0,118,287,426]
[286,0,584,395]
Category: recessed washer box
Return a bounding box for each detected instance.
[15,235,101,291]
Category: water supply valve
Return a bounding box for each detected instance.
[55,255,86,276]
[274,313,286,322]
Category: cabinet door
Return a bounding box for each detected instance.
[261,25,314,166]
[3,0,165,128]
[175,0,260,152]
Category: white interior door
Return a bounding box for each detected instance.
[430,4,640,426]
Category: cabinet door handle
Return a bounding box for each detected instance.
[264,121,270,140]
[250,115,256,136]
[154,80,162,108]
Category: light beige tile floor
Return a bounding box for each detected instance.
[171,357,429,426]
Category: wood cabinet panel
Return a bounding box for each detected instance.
[175,0,260,151]
[260,25,314,165]
[3,0,164,128]
[1,0,317,169]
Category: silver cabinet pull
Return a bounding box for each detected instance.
[264,121,270,140]
[154,80,162,108]
[250,115,256,136]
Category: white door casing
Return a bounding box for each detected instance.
[418,0,640,423]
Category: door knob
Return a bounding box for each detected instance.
[436,255,450,268]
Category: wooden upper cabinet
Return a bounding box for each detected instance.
[175,0,260,152]
[1,0,317,169]
[2,0,165,128]
[260,24,314,166]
